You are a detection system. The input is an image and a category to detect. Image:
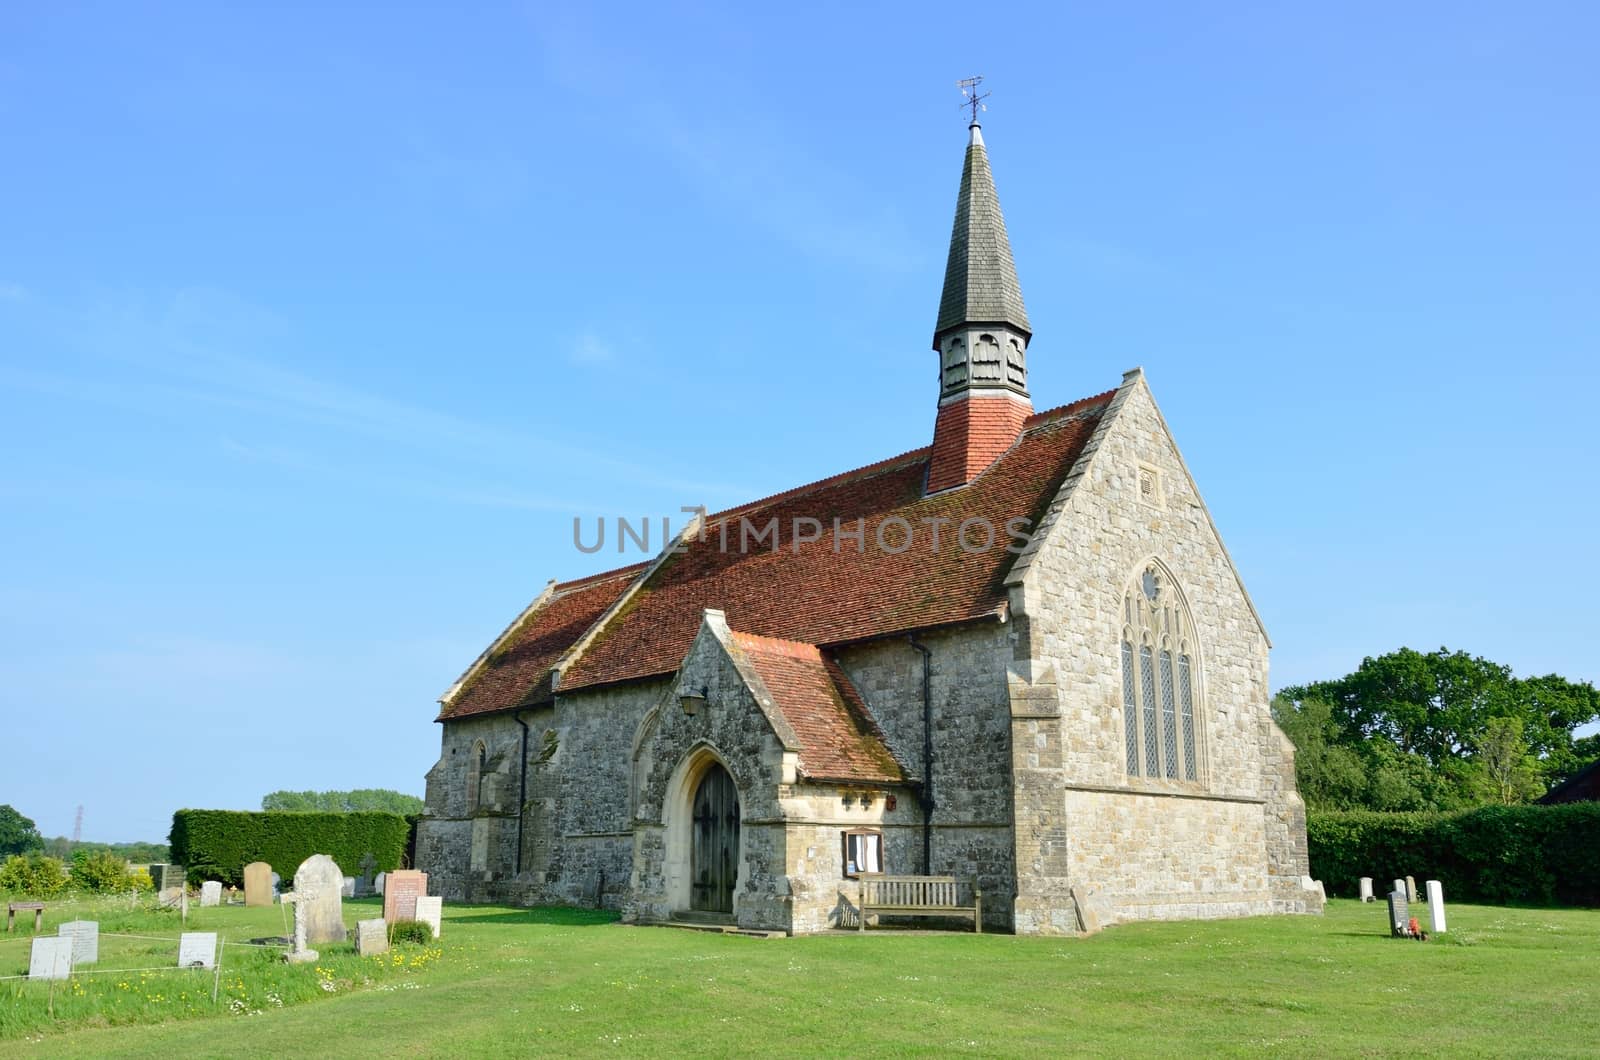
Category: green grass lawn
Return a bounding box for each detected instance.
[4,897,1596,1057]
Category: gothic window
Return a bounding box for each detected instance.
[972,333,1003,381]
[1005,337,1026,387]
[1120,563,1203,782]
[942,336,968,389]
[468,740,487,812]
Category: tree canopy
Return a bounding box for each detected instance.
[1275,647,1599,811]
[0,805,44,857]
[261,789,423,814]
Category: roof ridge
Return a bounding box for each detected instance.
[1023,387,1119,430]
[707,445,931,523]
[552,560,650,594]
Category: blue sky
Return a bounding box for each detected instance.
[2,3,1596,841]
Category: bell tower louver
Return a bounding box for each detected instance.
[926,122,1034,494]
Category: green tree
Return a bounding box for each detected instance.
[1471,716,1544,804]
[0,805,44,857]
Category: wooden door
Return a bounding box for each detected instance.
[690,763,739,913]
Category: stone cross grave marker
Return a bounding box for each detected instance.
[1405,876,1418,903]
[281,894,316,964]
[29,936,73,980]
[415,896,443,939]
[1386,891,1409,937]
[293,854,347,944]
[383,870,427,924]
[1358,877,1374,902]
[58,920,98,965]
[243,862,272,907]
[178,932,217,969]
[355,917,389,956]
[356,853,378,897]
[1426,880,1447,933]
[200,881,222,907]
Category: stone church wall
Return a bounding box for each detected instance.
[835,623,1017,929]
[1007,374,1320,930]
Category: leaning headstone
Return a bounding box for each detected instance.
[293,854,347,945]
[200,881,223,907]
[1405,876,1418,903]
[1358,877,1374,903]
[178,932,217,969]
[1426,880,1447,933]
[1386,891,1409,937]
[58,920,98,965]
[243,862,273,907]
[374,872,386,896]
[415,896,443,939]
[30,936,73,979]
[1070,884,1110,935]
[355,917,389,956]
[383,870,427,924]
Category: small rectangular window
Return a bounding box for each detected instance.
[842,830,883,878]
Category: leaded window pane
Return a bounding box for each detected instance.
[1160,650,1178,779]
[1121,641,1140,775]
[1140,645,1159,776]
[1180,653,1196,780]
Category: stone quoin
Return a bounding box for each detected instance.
[416,117,1323,935]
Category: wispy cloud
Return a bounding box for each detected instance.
[570,332,614,365]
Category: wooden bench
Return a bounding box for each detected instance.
[7,901,44,934]
[857,875,982,933]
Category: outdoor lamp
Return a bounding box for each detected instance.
[679,686,708,715]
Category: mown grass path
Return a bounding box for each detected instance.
[9,899,1598,1057]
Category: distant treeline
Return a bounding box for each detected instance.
[41,838,170,863]
[1275,647,1599,812]
[261,788,423,814]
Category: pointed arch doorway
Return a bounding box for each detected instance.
[690,762,740,914]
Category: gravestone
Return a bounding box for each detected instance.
[270,871,282,899]
[58,920,98,965]
[415,896,443,939]
[1391,878,1405,902]
[341,877,357,899]
[200,881,223,907]
[157,864,186,908]
[29,936,73,980]
[374,872,386,896]
[1405,876,1418,903]
[281,894,316,964]
[355,917,389,956]
[383,869,427,924]
[293,854,347,944]
[243,862,273,907]
[1386,891,1409,937]
[355,853,378,897]
[1426,880,1447,933]
[178,932,217,969]
[1358,877,1374,902]
[1070,885,1110,935]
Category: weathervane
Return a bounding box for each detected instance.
[957,76,990,124]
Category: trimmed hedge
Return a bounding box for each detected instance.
[1308,803,1600,906]
[169,810,408,887]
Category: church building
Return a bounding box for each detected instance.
[416,120,1325,934]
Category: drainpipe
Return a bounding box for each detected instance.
[513,711,531,876]
[907,635,934,875]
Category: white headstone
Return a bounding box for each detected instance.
[58,920,98,965]
[355,917,389,956]
[200,881,223,907]
[415,895,442,939]
[341,876,357,899]
[1426,880,1446,933]
[1392,878,1406,900]
[178,932,218,969]
[29,936,73,980]
[374,872,386,896]
[1358,877,1374,902]
[292,854,347,944]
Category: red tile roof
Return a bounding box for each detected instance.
[438,387,1115,721]
[728,631,906,784]
[440,563,647,720]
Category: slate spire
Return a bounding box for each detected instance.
[933,123,1031,351]
[925,122,1036,494]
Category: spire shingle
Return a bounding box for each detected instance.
[933,124,1031,348]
